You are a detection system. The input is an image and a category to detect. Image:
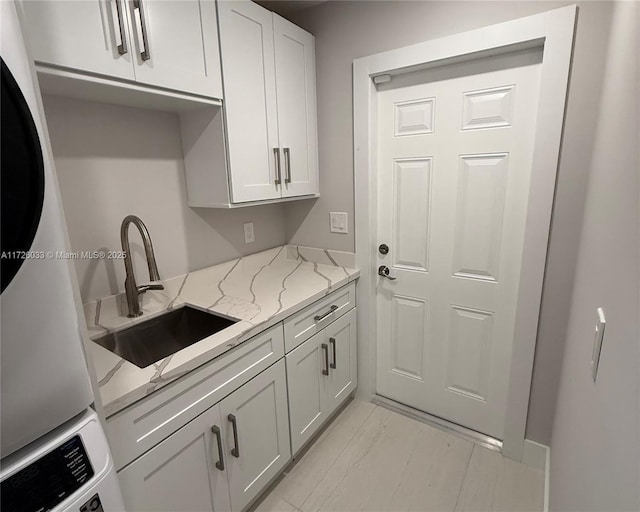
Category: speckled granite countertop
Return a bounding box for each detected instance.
[83,245,359,418]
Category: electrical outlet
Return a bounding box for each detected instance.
[330,212,348,234]
[243,222,255,244]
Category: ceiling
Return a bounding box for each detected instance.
[255,0,327,16]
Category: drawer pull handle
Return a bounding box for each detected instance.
[321,343,329,376]
[329,337,337,369]
[211,425,225,471]
[113,0,128,55]
[228,414,240,458]
[315,304,339,323]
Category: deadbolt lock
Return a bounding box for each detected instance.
[379,243,389,255]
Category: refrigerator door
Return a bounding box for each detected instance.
[0,1,93,459]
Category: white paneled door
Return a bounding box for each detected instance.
[376,52,542,439]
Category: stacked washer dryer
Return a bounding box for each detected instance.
[0,2,125,510]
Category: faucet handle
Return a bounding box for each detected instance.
[137,281,165,293]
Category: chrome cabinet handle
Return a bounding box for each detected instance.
[211,425,225,471]
[228,414,239,458]
[329,337,337,369]
[274,148,282,185]
[283,147,291,184]
[133,0,150,61]
[113,0,128,55]
[321,343,329,376]
[378,265,397,280]
[314,304,338,322]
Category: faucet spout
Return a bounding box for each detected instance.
[121,215,164,317]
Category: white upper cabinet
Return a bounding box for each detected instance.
[206,0,319,205]
[217,0,280,202]
[127,0,223,98]
[18,0,136,81]
[18,0,222,99]
[274,14,319,198]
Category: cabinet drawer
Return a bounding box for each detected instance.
[106,323,284,470]
[283,282,355,353]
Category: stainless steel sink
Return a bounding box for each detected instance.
[93,305,238,368]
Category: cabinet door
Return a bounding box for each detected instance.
[274,15,319,198]
[17,0,135,80]
[286,331,328,455]
[217,1,281,203]
[221,359,291,511]
[127,0,222,98]
[325,308,358,414]
[118,404,231,512]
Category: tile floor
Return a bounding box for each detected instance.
[253,400,544,512]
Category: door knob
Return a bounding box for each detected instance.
[379,244,389,255]
[378,265,397,280]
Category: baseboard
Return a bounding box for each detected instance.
[522,439,548,470]
[522,440,550,511]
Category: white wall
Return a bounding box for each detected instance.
[43,96,287,303]
[549,1,639,509]
[286,0,615,445]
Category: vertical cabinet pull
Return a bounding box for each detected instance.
[113,0,128,55]
[273,148,282,185]
[211,425,225,471]
[228,414,240,458]
[321,343,329,376]
[132,0,151,61]
[329,337,337,369]
[283,147,291,184]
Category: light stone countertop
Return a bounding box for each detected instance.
[83,245,359,418]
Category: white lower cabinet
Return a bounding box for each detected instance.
[116,285,357,511]
[118,402,231,512]
[325,309,358,413]
[286,307,357,455]
[221,359,291,511]
[286,330,328,455]
[119,359,290,512]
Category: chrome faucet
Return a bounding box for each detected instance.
[120,215,164,317]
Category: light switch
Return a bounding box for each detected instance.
[244,222,255,244]
[591,307,606,381]
[330,212,348,234]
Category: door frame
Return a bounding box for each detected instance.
[353,5,577,460]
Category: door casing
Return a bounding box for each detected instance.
[353,5,577,460]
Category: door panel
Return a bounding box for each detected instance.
[274,15,318,198]
[18,0,135,80]
[130,0,222,98]
[390,295,428,381]
[286,332,326,455]
[218,0,280,203]
[453,154,509,281]
[221,359,290,511]
[118,404,231,512]
[376,50,542,439]
[325,308,357,413]
[392,158,432,272]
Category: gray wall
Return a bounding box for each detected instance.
[43,96,287,303]
[549,1,639,509]
[286,0,615,445]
